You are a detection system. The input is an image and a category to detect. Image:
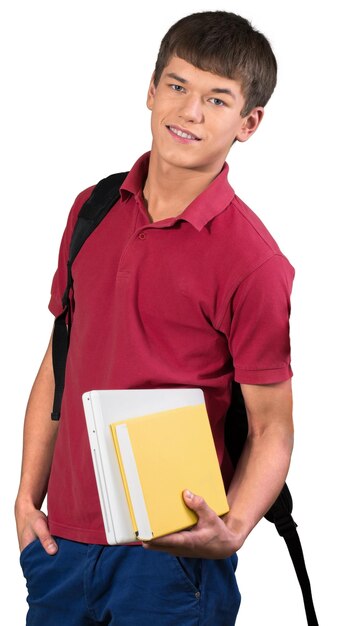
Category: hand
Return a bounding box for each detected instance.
[142,490,245,559]
[15,502,58,555]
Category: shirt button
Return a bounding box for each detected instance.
[138,233,146,240]
[195,591,201,599]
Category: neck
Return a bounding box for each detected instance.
[143,148,224,222]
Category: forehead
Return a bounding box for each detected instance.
[160,56,244,98]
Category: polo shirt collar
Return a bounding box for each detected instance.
[120,151,235,231]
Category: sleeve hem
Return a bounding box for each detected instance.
[48,296,63,318]
[234,365,293,385]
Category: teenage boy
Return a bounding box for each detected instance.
[15,10,294,626]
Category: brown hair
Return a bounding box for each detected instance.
[153,11,277,116]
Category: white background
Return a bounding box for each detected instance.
[1,0,335,623]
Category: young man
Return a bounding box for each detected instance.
[15,11,294,626]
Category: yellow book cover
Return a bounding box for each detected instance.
[110,403,229,540]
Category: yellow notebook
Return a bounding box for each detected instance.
[110,403,229,540]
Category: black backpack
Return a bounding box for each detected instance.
[51,172,319,626]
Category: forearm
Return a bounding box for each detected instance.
[225,380,294,545]
[225,424,294,543]
[15,334,59,514]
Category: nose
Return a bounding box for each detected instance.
[178,95,204,124]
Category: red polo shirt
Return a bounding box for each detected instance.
[47,152,294,544]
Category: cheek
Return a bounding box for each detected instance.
[150,110,167,143]
[211,119,241,146]
[208,128,232,149]
[151,104,170,133]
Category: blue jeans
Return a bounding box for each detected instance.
[20,537,241,625]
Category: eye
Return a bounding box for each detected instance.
[169,83,185,93]
[209,97,226,107]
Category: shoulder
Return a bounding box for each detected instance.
[53,183,97,267]
[65,184,96,230]
[228,195,282,255]
[208,193,294,292]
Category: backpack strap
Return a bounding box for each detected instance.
[51,171,129,420]
[226,381,318,626]
[265,486,319,626]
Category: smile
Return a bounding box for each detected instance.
[166,125,201,141]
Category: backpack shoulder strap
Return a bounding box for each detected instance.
[63,171,129,307]
[51,171,129,420]
[265,485,319,625]
[226,382,319,626]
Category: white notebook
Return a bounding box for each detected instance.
[82,388,227,544]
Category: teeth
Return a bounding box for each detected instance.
[170,126,198,140]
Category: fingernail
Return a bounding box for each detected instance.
[185,490,194,500]
[47,542,58,554]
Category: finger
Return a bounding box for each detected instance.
[34,516,58,555]
[183,490,216,522]
[142,536,195,557]
[142,542,190,556]
[19,527,38,553]
[143,529,193,549]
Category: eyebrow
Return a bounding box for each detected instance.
[165,72,236,100]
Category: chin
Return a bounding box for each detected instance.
[159,147,206,171]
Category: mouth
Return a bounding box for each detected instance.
[166,125,201,142]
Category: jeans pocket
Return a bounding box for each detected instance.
[19,538,40,568]
[230,552,238,572]
[173,557,202,593]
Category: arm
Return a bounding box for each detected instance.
[143,379,294,558]
[224,379,294,539]
[15,331,59,554]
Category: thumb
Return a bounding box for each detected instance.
[34,515,58,555]
[183,489,210,516]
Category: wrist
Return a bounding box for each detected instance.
[15,492,41,520]
[221,512,250,551]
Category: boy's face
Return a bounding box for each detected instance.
[147,56,263,174]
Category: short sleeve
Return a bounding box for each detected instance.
[222,254,295,384]
[48,185,95,317]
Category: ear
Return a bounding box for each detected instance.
[146,72,156,111]
[236,107,264,143]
